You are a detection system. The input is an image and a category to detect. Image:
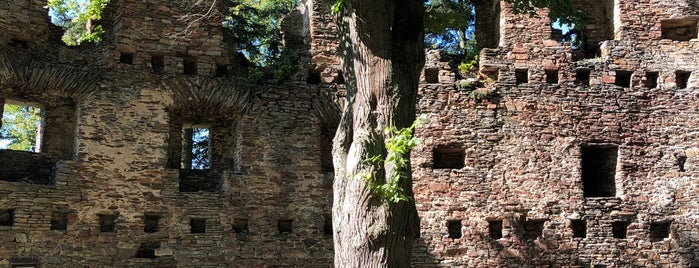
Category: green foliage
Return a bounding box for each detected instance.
[224,0,299,67]
[361,115,427,204]
[458,54,478,74]
[331,0,350,13]
[0,104,42,152]
[47,0,110,45]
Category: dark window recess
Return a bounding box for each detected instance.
[0,209,14,226]
[593,265,608,268]
[50,211,68,231]
[433,147,465,169]
[307,71,321,84]
[183,57,197,75]
[135,241,160,259]
[179,169,220,192]
[515,69,528,85]
[144,214,160,233]
[661,19,698,41]
[120,52,133,64]
[483,70,499,81]
[545,69,559,84]
[324,214,333,236]
[215,65,228,77]
[575,69,590,86]
[614,70,632,88]
[233,218,249,240]
[676,154,687,172]
[9,39,29,49]
[571,219,586,238]
[649,221,671,242]
[424,68,439,83]
[488,220,503,239]
[676,71,691,89]
[581,145,618,197]
[645,71,658,88]
[10,258,39,268]
[612,221,630,239]
[99,214,116,233]
[447,220,462,239]
[321,127,336,173]
[334,71,345,84]
[524,220,545,240]
[190,218,206,233]
[151,55,165,73]
[278,219,293,233]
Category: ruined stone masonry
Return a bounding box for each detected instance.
[0,0,697,267]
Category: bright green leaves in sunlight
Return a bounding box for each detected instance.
[0,104,42,152]
[47,0,110,45]
[360,115,427,204]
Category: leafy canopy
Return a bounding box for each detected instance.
[47,0,110,45]
[0,104,42,152]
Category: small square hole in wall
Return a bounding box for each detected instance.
[190,218,206,233]
[278,219,293,234]
[614,70,632,88]
[9,39,29,49]
[612,221,630,239]
[447,220,462,239]
[524,219,546,240]
[0,209,14,226]
[120,52,133,64]
[307,71,321,84]
[571,219,586,238]
[433,147,465,169]
[581,145,618,198]
[649,221,671,242]
[488,220,503,239]
[135,241,160,259]
[151,55,165,73]
[545,69,559,84]
[183,57,197,75]
[50,211,68,231]
[645,71,658,88]
[215,64,228,77]
[99,214,116,233]
[324,214,332,236]
[661,18,699,41]
[575,69,590,86]
[424,68,439,83]
[334,71,345,84]
[144,214,160,233]
[676,71,691,89]
[515,69,528,85]
[483,70,499,81]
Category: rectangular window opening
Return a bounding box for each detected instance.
[99,214,116,233]
[1,102,43,152]
[324,214,333,236]
[50,211,68,231]
[488,220,503,239]
[307,71,321,84]
[581,145,618,197]
[151,55,165,73]
[524,219,546,240]
[614,70,632,88]
[215,64,228,77]
[571,219,586,238]
[181,127,211,170]
[645,71,658,89]
[661,18,698,41]
[545,69,559,84]
[278,219,293,234]
[424,68,439,83]
[0,209,15,226]
[135,241,160,259]
[676,71,691,89]
[144,214,160,233]
[190,218,206,233]
[447,220,462,239]
[433,147,465,169]
[183,57,197,75]
[650,221,671,242]
[119,52,133,64]
[515,69,528,85]
[575,69,590,86]
[612,220,630,239]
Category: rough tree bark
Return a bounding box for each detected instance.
[332,0,424,266]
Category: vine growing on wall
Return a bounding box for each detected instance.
[360,115,427,204]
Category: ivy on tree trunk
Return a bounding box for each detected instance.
[332,0,424,266]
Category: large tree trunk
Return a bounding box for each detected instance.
[332,0,424,266]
